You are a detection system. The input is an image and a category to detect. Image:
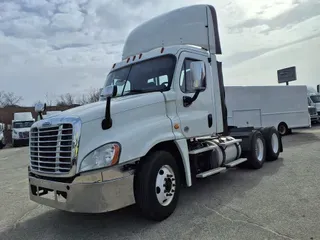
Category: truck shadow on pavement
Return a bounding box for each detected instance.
[1,159,285,240]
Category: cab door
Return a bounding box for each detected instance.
[175,51,216,138]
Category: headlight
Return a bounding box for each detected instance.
[79,142,121,173]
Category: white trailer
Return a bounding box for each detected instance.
[28,4,284,221]
[225,85,311,136]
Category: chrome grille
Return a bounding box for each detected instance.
[308,107,317,116]
[19,131,29,139]
[30,123,73,174]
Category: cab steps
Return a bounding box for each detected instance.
[196,167,226,178]
[196,158,248,178]
[224,158,247,168]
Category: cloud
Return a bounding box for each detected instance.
[223,36,320,87]
[229,0,320,33]
[0,0,319,105]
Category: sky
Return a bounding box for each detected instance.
[0,0,319,106]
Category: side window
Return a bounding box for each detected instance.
[307,97,312,106]
[147,75,169,87]
[179,59,206,93]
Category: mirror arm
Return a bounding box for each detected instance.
[183,90,201,107]
[38,112,43,120]
[101,96,113,130]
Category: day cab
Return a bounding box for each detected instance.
[28,4,283,221]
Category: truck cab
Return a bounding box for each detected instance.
[308,94,320,113]
[28,4,283,221]
[12,112,35,147]
[307,96,319,123]
[0,123,5,149]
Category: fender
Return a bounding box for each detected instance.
[174,139,192,187]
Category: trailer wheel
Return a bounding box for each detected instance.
[246,131,266,169]
[259,127,281,161]
[134,150,181,221]
[278,122,289,136]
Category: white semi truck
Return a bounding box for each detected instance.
[225,85,311,136]
[0,123,5,149]
[308,86,320,118]
[12,112,35,147]
[28,4,283,221]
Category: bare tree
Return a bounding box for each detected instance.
[56,93,76,106]
[45,92,53,106]
[0,91,23,107]
[77,88,101,105]
[86,88,101,103]
[0,91,4,106]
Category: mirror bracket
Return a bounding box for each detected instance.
[183,90,201,107]
[101,85,117,130]
[101,96,113,130]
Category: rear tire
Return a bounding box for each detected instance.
[134,150,181,221]
[260,127,281,161]
[278,122,289,136]
[246,131,266,169]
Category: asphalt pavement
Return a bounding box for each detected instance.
[1,127,320,240]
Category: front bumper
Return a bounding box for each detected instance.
[29,167,135,213]
[13,138,29,145]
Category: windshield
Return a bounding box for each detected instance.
[13,121,34,128]
[310,95,320,103]
[103,55,176,97]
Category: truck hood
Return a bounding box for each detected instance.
[54,92,165,123]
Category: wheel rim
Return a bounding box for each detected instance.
[278,125,286,135]
[155,165,176,206]
[271,133,279,154]
[255,138,264,161]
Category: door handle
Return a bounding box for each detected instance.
[208,114,213,128]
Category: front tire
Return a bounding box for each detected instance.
[134,150,181,221]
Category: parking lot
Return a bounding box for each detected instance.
[1,127,320,240]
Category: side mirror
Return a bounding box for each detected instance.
[100,85,117,101]
[183,61,206,107]
[35,102,46,113]
[190,61,206,91]
[34,102,46,120]
[317,85,320,93]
